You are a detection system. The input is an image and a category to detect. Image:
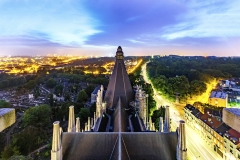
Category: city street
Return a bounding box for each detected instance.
[141,62,222,160]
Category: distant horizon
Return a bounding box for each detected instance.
[0,1,240,57]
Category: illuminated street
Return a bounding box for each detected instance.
[141,62,222,160]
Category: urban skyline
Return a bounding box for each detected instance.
[0,0,240,57]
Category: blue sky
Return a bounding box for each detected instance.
[0,0,240,56]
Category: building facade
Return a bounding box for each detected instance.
[0,108,16,132]
[209,91,228,108]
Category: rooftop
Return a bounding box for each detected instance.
[224,108,240,117]
[204,108,222,117]
[215,123,230,136]
[209,91,227,99]
[200,113,222,130]
[0,108,14,117]
[62,132,178,160]
[92,86,101,94]
[184,104,195,111]
[225,129,240,145]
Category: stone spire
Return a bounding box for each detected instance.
[102,102,107,113]
[88,117,91,131]
[100,85,104,101]
[104,46,134,108]
[96,90,101,118]
[149,116,153,130]
[51,121,62,160]
[84,123,87,131]
[177,120,187,160]
[76,117,80,132]
[163,106,170,132]
[68,106,75,132]
[159,117,163,132]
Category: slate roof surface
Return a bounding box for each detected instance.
[62,132,178,160]
[216,123,230,136]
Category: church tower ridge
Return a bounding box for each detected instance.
[104,46,134,109]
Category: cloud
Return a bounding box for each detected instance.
[0,0,101,46]
[83,0,186,46]
[161,1,240,40]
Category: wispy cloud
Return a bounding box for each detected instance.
[0,0,101,46]
[0,0,240,56]
[161,1,240,40]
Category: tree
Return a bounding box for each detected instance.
[1,145,20,160]
[90,102,96,115]
[55,84,63,96]
[151,107,165,131]
[189,80,207,97]
[85,85,95,97]
[0,100,11,108]
[46,78,56,88]
[78,108,90,124]
[49,94,54,107]
[11,126,47,155]
[24,80,36,90]
[64,93,71,101]
[22,104,51,128]
[77,90,88,102]
[97,67,107,74]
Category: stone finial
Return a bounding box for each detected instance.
[76,117,80,132]
[51,121,62,160]
[177,120,187,160]
[163,106,170,132]
[159,117,163,132]
[88,117,91,131]
[68,106,75,132]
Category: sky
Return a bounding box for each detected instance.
[0,0,240,57]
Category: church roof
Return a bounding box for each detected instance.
[112,97,129,132]
[62,132,178,160]
[104,46,134,109]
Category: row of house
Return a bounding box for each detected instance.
[185,104,240,160]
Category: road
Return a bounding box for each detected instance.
[141,62,222,160]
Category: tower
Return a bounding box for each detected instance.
[104,46,134,109]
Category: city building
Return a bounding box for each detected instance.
[215,123,231,158]
[51,46,187,160]
[222,108,240,133]
[199,111,222,147]
[184,104,231,158]
[209,91,228,107]
[0,108,16,132]
[184,104,202,132]
[224,129,240,160]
